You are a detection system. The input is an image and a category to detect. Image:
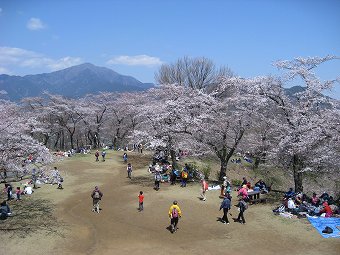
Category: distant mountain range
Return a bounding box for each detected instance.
[0,64,330,103]
[0,63,154,101]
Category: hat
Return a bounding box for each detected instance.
[223,176,227,180]
[242,185,247,188]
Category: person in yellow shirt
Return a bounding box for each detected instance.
[168,200,182,233]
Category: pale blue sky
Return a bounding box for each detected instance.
[0,0,339,98]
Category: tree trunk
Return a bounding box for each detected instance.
[219,160,227,180]
[293,154,303,192]
[170,149,177,168]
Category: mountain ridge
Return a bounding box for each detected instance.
[0,63,154,101]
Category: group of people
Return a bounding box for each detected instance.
[279,188,339,217]
[95,150,107,162]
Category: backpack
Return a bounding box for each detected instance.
[241,200,248,210]
[172,208,179,218]
[93,191,100,199]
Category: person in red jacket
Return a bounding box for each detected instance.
[320,201,333,218]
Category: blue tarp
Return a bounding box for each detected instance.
[307,216,340,238]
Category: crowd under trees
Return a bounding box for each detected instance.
[0,56,339,194]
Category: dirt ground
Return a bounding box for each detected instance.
[1,151,339,255]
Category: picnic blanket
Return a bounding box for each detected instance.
[307,216,340,238]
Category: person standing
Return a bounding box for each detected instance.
[219,195,231,224]
[127,163,132,179]
[237,198,247,224]
[154,171,161,190]
[123,153,128,163]
[95,150,100,162]
[168,200,182,233]
[201,179,208,201]
[180,168,188,187]
[101,150,106,161]
[5,184,12,201]
[91,186,103,213]
[220,176,228,197]
[138,191,144,212]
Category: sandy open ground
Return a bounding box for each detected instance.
[1,151,339,255]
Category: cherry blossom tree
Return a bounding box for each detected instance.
[253,56,340,192]
[0,100,53,181]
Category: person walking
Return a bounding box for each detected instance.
[201,179,208,201]
[5,184,12,201]
[180,168,188,187]
[95,150,100,162]
[91,186,103,213]
[138,191,144,212]
[219,194,231,224]
[168,200,182,233]
[154,171,161,190]
[220,176,228,197]
[101,150,106,161]
[123,153,128,163]
[236,198,248,224]
[127,163,132,179]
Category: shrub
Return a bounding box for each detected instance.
[231,179,242,186]
[201,164,211,180]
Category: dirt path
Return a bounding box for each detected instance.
[1,151,339,255]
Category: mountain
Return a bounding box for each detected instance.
[0,63,154,101]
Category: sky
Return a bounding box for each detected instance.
[0,0,340,98]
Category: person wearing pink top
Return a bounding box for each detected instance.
[238,185,248,200]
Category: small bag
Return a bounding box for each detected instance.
[322,226,333,234]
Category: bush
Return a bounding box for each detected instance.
[201,164,211,180]
[231,179,242,186]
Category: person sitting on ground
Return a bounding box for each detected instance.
[0,200,11,220]
[255,179,267,191]
[246,181,251,190]
[328,196,335,205]
[295,193,303,205]
[287,198,298,213]
[320,201,333,218]
[319,192,329,202]
[311,192,320,206]
[24,185,33,195]
[284,188,295,199]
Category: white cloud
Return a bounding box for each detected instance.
[27,17,46,30]
[107,55,163,66]
[0,66,11,74]
[0,46,83,73]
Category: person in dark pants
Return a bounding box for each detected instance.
[237,198,247,224]
[168,200,182,233]
[219,195,231,224]
[5,184,12,201]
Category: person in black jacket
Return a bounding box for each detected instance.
[237,198,247,224]
[219,195,231,224]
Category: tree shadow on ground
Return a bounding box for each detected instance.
[0,197,65,238]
